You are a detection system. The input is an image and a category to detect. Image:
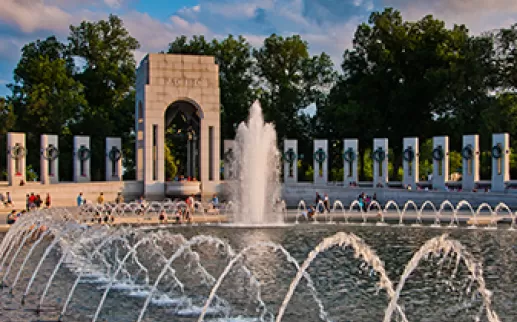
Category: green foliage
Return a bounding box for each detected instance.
[6,13,517,183]
[254,34,336,139]
[164,144,177,180]
[168,35,256,140]
[0,98,16,135]
[26,164,38,182]
[67,15,139,180]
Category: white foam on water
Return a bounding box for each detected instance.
[176,305,222,317]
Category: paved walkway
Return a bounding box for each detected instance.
[0,209,511,234]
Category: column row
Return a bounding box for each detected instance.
[224,133,511,192]
[6,133,123,185]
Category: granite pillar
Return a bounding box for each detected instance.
[432,136,449,190]
[343,139,358,185]
[283,139,298,184]
[73,136,91,183]
[313,139,328,185]
[461,135,479,191]
[40,134,59,184]
[402,137,419,189]
[491,133,510,192]
[373,138,388,187]
[7,132,26,186]
[106,137,122,181]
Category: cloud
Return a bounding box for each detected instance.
[383,0,517,34]
[0,0,72,34]
[2,0,516,98]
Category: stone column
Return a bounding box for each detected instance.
[491,133,510,192]
[192,136,198,179]
[283,139,298,184]
[402,137,419,189]
[432,136,449,190]
[73,136,91,183]
[187,139,192,177]
[223,140,235,180]
[343,139,358,186]
[373,138,389,188]
[7,132,26,186]
[106,137,122,181]
[461,135,479,192]
[313,140,328,185]
[40,134,59,184]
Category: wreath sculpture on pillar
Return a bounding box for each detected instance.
[432,146,444,161]
[372,147,386,162]
[343,148,356,162]
[283,148,297,164]
[314,148,327,163]
[492,144,502,159]
[403,146,415,162]
[10,144,26,160]
[77,146,91,161]
[108,146,122,162]
[42,145,59,161]
[462,145,473,160]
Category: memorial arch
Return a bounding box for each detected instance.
[135,54,221,198]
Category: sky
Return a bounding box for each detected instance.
[1,0,517,98]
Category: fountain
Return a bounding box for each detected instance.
[0,99,516,321]
[1,198,516,321]
[226,100,282,225]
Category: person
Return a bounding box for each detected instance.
[358,193,365,212]
[174,210,182,223]
[136,195,146,215]
[212,194,219,209]
[5,192,13,207]
[307,205,316,220]
[115,192,124,204]
[6,210,17,225]
[77,192,84,206]
[45,193,51,208]
[35,194,42,208]
[0,193,5,206]
[323,194,330,212]
[25,194,30,210]
[97,192,104,204]
[158,210,167,223]
[315,192,321,205]
[186,194,195,213]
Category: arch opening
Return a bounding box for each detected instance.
[164,100,203,182]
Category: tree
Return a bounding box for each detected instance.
[215,35,257,140]
[494,23,517,90]
[168,35,215,55]
[333,9,481,178]
[68,15,139,180]
[168,35,256,140]
[8,36,86,178]
[164,143,177,180]
[254,34,335,140]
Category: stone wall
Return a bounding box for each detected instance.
[281,183,517,209]
[0,181,143,208]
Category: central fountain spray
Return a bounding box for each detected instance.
[227,100,282,225]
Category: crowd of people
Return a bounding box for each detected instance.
[303,191,379,220]
[2,191,53,226]
[74,191,222,225]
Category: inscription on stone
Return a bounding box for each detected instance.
[163,77,211,87]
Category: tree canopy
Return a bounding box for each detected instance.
[4,8,517,181]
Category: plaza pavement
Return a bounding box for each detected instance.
[0,208,510,233]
